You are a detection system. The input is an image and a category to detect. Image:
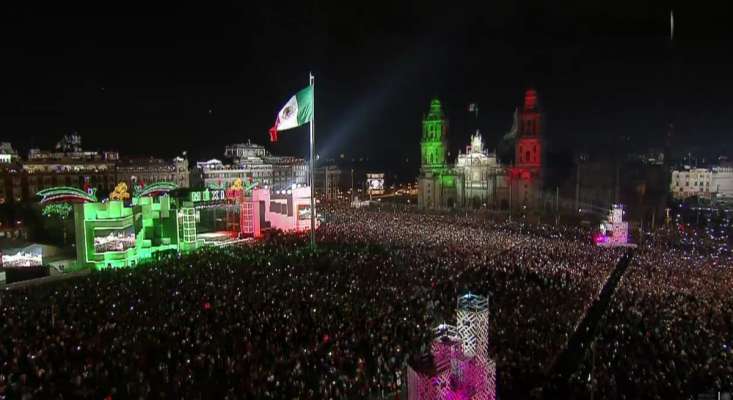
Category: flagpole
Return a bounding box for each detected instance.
[309,72,316,248]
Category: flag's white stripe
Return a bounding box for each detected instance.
[275,95,299,131]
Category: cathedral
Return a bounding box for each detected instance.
[418,89,544,210]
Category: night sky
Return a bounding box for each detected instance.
[0,2,731,180]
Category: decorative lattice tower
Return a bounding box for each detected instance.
[432,324,462,373]
[456,293,495,400]
[456,293,490,364]
[407,293,497,400]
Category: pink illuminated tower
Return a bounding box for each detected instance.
[595,204,635,247]
[407,294,496,400]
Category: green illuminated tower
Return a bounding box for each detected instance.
[421,99,448,173]
[177,204,198,251]
[419,99,462,209]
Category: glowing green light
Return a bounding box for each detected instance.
[42,203,73,219]
[37,186,97,204]
[74,196,200,270]
[138,181,178,197]
[421,98,448,173]
[440,174,455,188]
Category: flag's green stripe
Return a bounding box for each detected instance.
[295,85,314,125]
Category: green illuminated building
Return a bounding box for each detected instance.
[418,99,464,209]
[421,99,449,172]
[73,195,200,270]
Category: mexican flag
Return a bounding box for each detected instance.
[269,85,314,142]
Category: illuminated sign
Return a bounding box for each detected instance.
[190,189,226,203]
[1,245,43,267]
[366,173,385,196]
[94,226,136,253]
[297,204,311,220]
[211,189,225,201]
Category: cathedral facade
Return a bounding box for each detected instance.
[418,89,544,210]
[455,132,505,207]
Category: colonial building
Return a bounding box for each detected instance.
[193,142,308,190]
[0,163,26,204]
[670,166,733,200]
[0,144,24,203]
[193,159,271,188]
[24,133,119,198]
[224,141,268,160]
[712,166,733,199]
[417,99,464,209]
[0,143,21,164]
[266,156,309,188]
[0,133,191,203]
[670,167,711,199]
[314,165,343,201]
[116,155,190,190]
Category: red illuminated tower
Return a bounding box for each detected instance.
[516,89,541,169]
[509,89,543,208]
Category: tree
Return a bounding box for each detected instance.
[42,203,73,245]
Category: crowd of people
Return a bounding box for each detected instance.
[320,206,624,398]
[569,224,733,399]
[0,204,729,399]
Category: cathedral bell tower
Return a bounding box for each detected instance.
[508,89,543,209]
[418,98,461,209]
[515,89,541,169]
[420,99,448,173]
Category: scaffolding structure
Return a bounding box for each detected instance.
[457,293,490,364]
[240,201,255,236]
[178,206,197,246]
[595,203,636,247]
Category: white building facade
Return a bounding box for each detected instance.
[194,144,308,190]
[116,156,190,189]
[454,132,505,207]
[224,141,268,160]
[0,143,20,164]
[711,167,733,199]
[670,167,714,199]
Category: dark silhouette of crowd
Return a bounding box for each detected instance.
[0,205,729,399]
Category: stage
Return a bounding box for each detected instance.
[597,242,637,248]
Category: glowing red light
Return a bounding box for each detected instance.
[524,88,537,110]
[507,167,534,182]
